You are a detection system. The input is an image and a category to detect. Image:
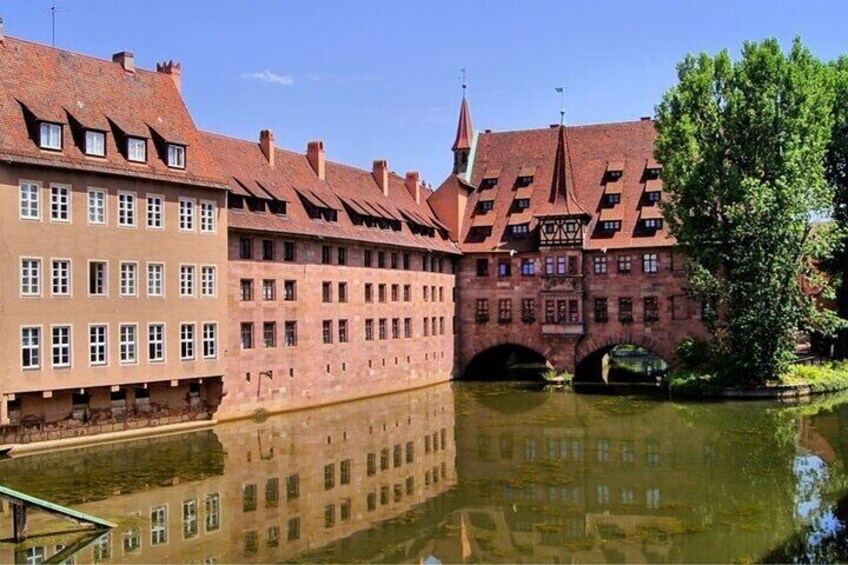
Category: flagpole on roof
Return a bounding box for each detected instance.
[555,86,565,126]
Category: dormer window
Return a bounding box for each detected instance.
[510,223,530,236]
[516,176,533,187]
[167,144,186,169]
[39,122,62,150]
[269,200,287,216]
[643,218,663,229]
[127,137,147,162]
[480,178,498,189]
[607,193,621,205]
[478,200,494,213]
[84,130,106,157]
[516,198,530,210]
[601,220,621,232]
[646,191,661,204]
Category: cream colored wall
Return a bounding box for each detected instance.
[0,165,228,399]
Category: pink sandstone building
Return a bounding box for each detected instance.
[0,23,706,445]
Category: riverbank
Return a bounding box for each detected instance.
[667,360,848,400]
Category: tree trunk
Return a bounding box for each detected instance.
[837,272,848,359]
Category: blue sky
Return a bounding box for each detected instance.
[2,1,846,184]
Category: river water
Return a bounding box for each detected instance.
[3,382,848,563]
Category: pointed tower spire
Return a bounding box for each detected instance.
[544,126,588,217]
[452,71,474,175]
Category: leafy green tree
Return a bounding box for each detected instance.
[655,38,837,384]
[826,57,848,358]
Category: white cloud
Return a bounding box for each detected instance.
[242,70,295,86]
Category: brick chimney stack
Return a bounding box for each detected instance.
[156,60,182,93]
[405,171,421,205]
[307,141,325,180]
[373,160,389,197]
[112,51,135,73]
[259,129,275,168]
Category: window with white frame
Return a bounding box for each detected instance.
[167,144,186,169]
[118,192,136,226]
[200,201,216,232]
[202,322,217,359]
[150,506,168,545]
[20,181,40,219]
[180,265,195,296]
[201,266,216,297]
[205,494,220,532]
[180,323,195,360]
[21,327,41,369]
[179,198,195,231]
[643,253,659,273]
[51,259,71,296]
[21,258,41,296]
[39,122,62,150]
[120,262,138,296]
[148,323,165,362]
[182,498,198,539]
[147,195,163,228]
[120,324,137,364]
[88,189,106,224]
[127,137,146,162]
[51,185,71,221]
[52,325,71,368]
[85,130,106,156]
[89,261,107,296]
[147,263,164,297]
[89,324,107,365]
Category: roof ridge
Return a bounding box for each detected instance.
[3,35,163,77]
[478,118,655,137]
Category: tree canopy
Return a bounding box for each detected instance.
[655,38,843,384]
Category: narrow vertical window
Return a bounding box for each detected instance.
[241,322,254,349]
[202,266,217,297]
[20,181,40,220]
[180,323,196,359]
[146,195,163,228]
[147,263,164,297]
[179,198,195,231]
[120,262,138,296]
[89,261,107,296]
[127,137,146,162]
[120,324,137,364]
[20,258,41,296]
[50,185,71,222]
[200,201,216,232]
[284,321,297,347]
[85,130,106,156]
[118,192,136,226]
[88,189,106,224]
[203,323,217,358]
[150,506,167,545]
[180,265,196,296]
[148,323,165,362]
[21,326,41,369]
[89,324,107,365]
[52,325,71,367]
[167,144,186,168]
[51,259,70,296]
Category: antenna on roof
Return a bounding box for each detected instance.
[555,86,565,126]
[460,68,467,98]
[42,2,68,47]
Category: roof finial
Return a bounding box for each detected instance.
[555,86,565,126]
[460,68,467,98]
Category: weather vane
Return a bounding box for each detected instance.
[555,86,565,125]
[460,68,467,97]
[43,2,68,47]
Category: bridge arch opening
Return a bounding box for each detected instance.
[575,344,668,384]
[463,344,552,381]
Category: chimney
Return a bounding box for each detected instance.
[112,51,135,73]
[307,141,325,180]
[373,160,389,197]
[156,60,182,93]
[259,129,275,167]
[405,171,421,205]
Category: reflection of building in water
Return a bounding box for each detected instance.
[445,387,799,564]
[1,382,456,564]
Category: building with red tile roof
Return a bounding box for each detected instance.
[435,96,708,378]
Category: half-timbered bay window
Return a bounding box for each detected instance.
[594,298,609,323]
[498,299,512,323]
[522,298,536,323]
[644,296,659,322]
[475,299,489,323]
[539,216,583,247]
